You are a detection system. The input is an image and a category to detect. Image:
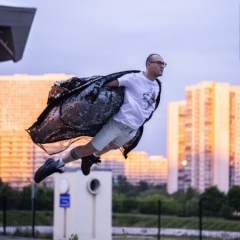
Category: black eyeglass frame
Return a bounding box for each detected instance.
[149,61,167,67]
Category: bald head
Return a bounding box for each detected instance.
[145,53,161,66]
[144,53,166,80]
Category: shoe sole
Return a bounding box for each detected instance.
[34,159,55,183]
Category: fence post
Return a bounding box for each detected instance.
[3,196,6,235]
[198,200,202,240]
[158,200,161,240]
[31,143,35,237]
[31,196,35,237]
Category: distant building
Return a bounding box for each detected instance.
[229,86,240,187]
[0,74,74,188]
[94,151,168,185]
[167,81,240,193]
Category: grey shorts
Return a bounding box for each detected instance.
[91,117,138,151]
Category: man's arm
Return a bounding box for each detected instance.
[104,79,119,87]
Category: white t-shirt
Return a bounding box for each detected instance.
[113,71,159,129]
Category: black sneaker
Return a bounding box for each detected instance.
[34,158,64,183]
[81,154,101,176]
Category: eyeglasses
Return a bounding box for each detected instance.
[150,61,167,67]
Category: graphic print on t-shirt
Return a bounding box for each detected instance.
[142,88,156,110]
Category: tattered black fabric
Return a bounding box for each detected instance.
[26,70,161,158]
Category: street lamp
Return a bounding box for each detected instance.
[181,160,187,166]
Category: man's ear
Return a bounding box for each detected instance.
[146,61,151,69]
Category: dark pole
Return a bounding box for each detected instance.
[31,143,35,237]
[31,197,35,237]
[158,200,161,240]
[3,196,6,235]
[198,200,202,240]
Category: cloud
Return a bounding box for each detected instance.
[0,0,238,155]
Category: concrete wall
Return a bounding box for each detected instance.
[53,170,112,240]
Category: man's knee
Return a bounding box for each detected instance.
[108,141,119,150]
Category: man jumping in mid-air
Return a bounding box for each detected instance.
[34,53,167,183]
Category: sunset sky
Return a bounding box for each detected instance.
[0,0,239,155]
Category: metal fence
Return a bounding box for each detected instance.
[0,197,240,240]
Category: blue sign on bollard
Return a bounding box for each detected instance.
[60,193,70,208]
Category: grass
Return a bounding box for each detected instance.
[0,210,53,226]
[1,211,240,231]
[113,213,240,231]
[113,213,157,228]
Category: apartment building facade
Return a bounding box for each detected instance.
[0,73,74,188]
[167,81,240,193]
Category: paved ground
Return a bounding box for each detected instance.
[0,237,46,240]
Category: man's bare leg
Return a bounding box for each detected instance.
[62,142,98,164]
[94,141,119,157]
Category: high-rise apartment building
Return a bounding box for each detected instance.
[229,86,240,186]
[167,81,240,194]
[0,73,74,188]
[94,150,168,185]
[0,74,168,188]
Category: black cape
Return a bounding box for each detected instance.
[27,70,162,158]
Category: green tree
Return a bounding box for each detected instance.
[228,185,240,213]
[137,181,149,193]
[34,184,54,210]
[153,184,168,195]
[185,187,199,201]
[113,175,137,197]
[171,189,186,202]
[200,186,227,216]
[136,194,182,215]
[0,179,20,209]
[112,191,125,212]
[18,185,32,209]
[13,184,54,210]
[0,179,19,198]
[171,187,199,203]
